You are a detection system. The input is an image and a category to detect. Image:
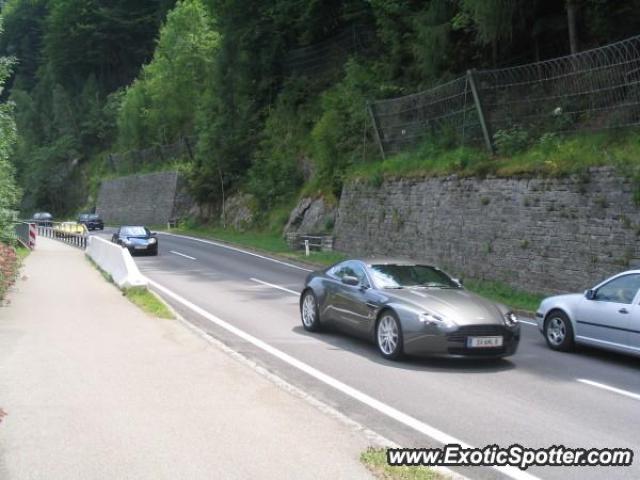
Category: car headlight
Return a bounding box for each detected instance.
[419,312,455,327]
[149,238,157,244]
[504,311,518,327]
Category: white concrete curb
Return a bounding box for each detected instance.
[85,236,147,288]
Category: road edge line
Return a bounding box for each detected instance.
[147,276,539,480]
[151,280,469,480]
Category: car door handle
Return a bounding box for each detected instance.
[619,308,629,314]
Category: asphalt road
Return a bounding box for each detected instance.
[94,228,640,480]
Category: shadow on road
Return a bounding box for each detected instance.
[290,325,516,374]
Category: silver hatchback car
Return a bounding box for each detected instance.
[536,270,640,357]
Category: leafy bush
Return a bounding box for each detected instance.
[311,60,381,196]
[246,78,313,209]
[493,125,530,156]
[0,20,20,242]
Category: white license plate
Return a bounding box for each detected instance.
[467,336,503,348]
[134,246,146,250]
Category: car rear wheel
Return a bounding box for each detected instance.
[301,291,321,332]
[376,311,403,360]
[544,311,574,351]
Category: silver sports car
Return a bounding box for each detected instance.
[299,259,520,360]
[536,270,640,357]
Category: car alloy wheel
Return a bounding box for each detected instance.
[301,291,321,332]
[544,311,574,351]
[377,312,403,360]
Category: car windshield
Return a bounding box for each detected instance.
[121,226,149,237]
[369,264,460,289]
[89,214,100,220]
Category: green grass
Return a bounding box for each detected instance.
[86,257,174,319]
[348,131,640,184]
[168,225,347,266]
[123,286,175,319]
[464,279,544,313]
[15,245,31,263]
[360,448,443,480]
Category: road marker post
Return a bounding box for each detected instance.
[28,223,37,249]
[304,239,310,257]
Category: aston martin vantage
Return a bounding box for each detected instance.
[299,259,520,360]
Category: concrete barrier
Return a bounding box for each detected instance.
[85,236,148,288]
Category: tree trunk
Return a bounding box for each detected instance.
[566,0,579,55]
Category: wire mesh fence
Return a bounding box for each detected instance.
[369,76,483,157]
[108,136,196,172]
[283,24,376,77]
[369,33,640,157]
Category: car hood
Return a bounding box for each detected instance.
[540,293,583,309]
[385,288,506,325]
[125,236,151,244]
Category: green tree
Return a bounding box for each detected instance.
[0,17,20,242]
[117,0,219,149]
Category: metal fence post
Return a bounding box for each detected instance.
[367,102,386,160]
[467,69,495,155]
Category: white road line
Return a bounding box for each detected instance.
[146,277,539,480]
[170,250,196,260]
[250,277,299,296]
[159,232,313,272]
[577,379,640,401]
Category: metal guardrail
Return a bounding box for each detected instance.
[13,222,32,247]
[37,223,88,250]
[285,233,334,253]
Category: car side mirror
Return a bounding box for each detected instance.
[341,275,360,287]
[150,232,157,237]
[453,277,464,286]
[585,289,596,300]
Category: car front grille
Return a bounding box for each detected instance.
[447,324,507,342]
[446,324,515,356]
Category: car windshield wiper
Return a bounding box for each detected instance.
[383,286,404,289]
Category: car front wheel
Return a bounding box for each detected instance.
[300,291,321,332]
[376,311,403,360]
[544,311,574,351]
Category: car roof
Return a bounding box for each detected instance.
[356,258,436,267]
[121,225,146,228]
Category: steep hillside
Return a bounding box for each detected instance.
[2,0,640,225]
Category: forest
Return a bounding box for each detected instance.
[1,0,640,227]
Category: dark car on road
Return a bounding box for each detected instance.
[111,226,158,256]
[78,213,104,231]
[32,212,53,227]
[300,259,520,360]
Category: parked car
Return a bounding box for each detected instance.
[536,270,640,358]
[78,213,104,231]
[54,221,88,238]
[300,259,520,360]
[111,226,158,256]
[32,212,53,227]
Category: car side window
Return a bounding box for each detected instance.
[594,274,640,304]
[346,262,370,288]
[328,262,347,279]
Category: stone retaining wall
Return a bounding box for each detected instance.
[96,172,192,226]
[334,167,640,294]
